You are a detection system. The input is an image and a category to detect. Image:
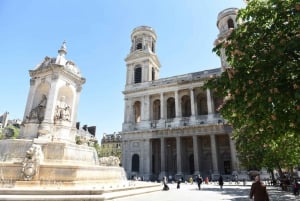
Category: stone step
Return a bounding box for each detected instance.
[0,182,162,201]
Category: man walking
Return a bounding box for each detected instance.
[250,175,269,201]
[196,175,203,190]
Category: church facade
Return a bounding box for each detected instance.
[121,8,240,181]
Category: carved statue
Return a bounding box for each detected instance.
[54,96,71,121]
[99,156,120,167]
[21,144,44,181]
[27,94,47,122]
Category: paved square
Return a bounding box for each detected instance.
[113,182,299,201]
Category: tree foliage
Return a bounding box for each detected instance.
[205,0,300,172]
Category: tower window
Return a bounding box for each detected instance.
[134,67,142,83]
[152,42,155,53]
[136,43,142,50]
[152,68,155,81]
[227,18,234,29]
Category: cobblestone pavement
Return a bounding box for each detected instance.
[113,182,300,201]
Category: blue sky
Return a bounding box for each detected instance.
[0,0,245,141]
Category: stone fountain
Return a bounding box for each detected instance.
[0,42,160,200]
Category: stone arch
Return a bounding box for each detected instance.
[131,154,140,172]
[167,97,175,119]
[55,86,74,121]
[197,93,208,115]
[152,99,160,120]
[133,101,141,123]
[135,38,143,50]
[227,18,234,29]
[181,95,191,117]
[27,82,50,122]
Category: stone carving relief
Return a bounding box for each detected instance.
[99,156,120,167]
[21,144,44,181]
[26,94,47,123]
[54,96,71,121]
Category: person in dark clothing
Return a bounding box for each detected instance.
[293,179,299,196]
[250,175,270,201]
[177,178,181,189]
[218,175,224,190]
[196,175,203,190]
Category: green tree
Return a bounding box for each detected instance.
[205,0,300,174]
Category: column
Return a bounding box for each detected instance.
[143,139,151,180]
[192,135,200,175]
[160,92,165,119]
[176,136,182,175]
[43,79,59,124]
[229,134,238,171]
[142,95,150,121]
[160,137,166,177]
[175,90,181,117]
[210,134,219,174]
[206,89,213,114]
[122,140,129,175]
[23,79,37,120]
[190,88,195,117]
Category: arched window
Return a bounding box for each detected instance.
[181,95,191,117]
[134,66,142,83]
[167,97,175,119]
[134,101,141,122]
[136,43,142,50]
[227,18,234,29]
[197,93,208,115]
[153,99,160,120]
[135,38,143,51]
[132,154,140,172]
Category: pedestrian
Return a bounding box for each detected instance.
[250,175,269,201]
[177,178,181,189]
[205,176,209,184]
[196,175,203,190]
[218,175,224,190]
[293,179,299,196]
[162,176,169,191]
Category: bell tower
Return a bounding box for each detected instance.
[215,8,239,71]
[125,26,161,87]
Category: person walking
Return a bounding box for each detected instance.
[176,178,181,189]
[293,179,299,196]
[162,176,169,191]
[250,175,270,201]
[196,175,203,190]
[218,175,224,190]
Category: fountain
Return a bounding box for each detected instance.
[0,42,161,200]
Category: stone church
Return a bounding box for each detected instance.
[121,8,240,181]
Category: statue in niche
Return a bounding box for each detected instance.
[27,94,47,123]
[54,96,71,121]
[21,144,43,181]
